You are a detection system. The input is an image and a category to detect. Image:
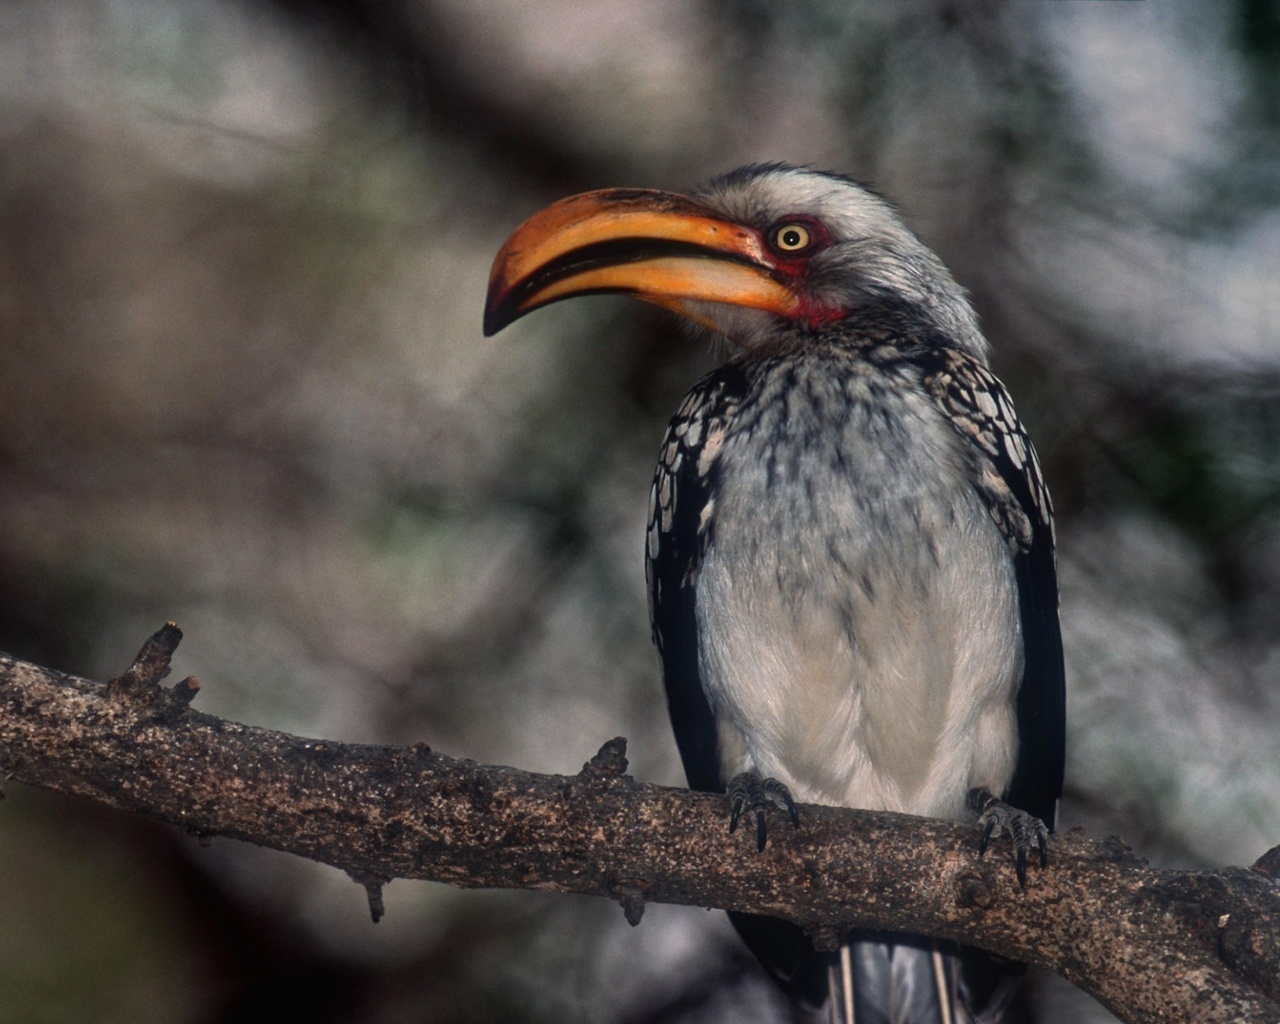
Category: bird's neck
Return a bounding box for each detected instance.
[725,303,989,368]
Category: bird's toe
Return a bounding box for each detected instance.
[967,787,1049,887]
[727,770,800,851]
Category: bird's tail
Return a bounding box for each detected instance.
[826,932,1022,1024]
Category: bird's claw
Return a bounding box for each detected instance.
[727,770,800,851]
[968,787,1049,887]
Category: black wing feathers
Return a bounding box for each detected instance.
[919,346,1066,829]
[646,363,749,795]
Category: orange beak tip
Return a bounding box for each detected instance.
[481,302,504,337]
[482,276,522,336]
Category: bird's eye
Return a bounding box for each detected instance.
[770,223,813,253]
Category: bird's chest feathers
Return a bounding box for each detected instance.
[693,356,1019,815]
[708,359,972,605]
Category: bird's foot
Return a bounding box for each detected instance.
[727,770,800,852]
[967,787,1048,887]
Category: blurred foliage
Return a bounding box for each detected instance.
[0,0,1277,1021]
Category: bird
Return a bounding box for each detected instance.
[483,163,1065,1024]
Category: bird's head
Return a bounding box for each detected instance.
[484,163,986,357]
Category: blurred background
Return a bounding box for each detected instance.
[0,0,1277,1021]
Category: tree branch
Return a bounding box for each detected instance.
[1,625,1277,1023]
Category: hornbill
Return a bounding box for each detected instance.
[484,164,1065,1023]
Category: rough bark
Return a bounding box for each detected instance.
[1,625,1277,1023]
